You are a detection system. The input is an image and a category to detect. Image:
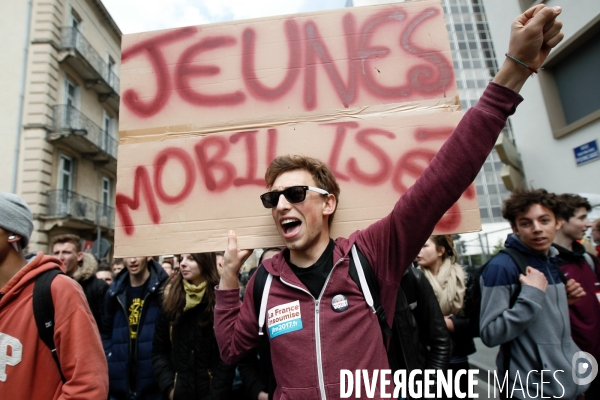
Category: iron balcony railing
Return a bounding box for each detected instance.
[46,190,115,230]
[53,105,118,159]
[59,27,120,94]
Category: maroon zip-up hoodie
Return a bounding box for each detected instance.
[555,241,600,362]
[215,82,522,400]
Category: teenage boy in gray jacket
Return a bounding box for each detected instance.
[480,189,588,400]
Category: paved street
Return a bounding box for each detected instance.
[469,338,499,399]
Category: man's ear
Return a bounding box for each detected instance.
[8,234,22,252]
[322,194,337,217]
[77,251,84,263]
[7,234,22,243]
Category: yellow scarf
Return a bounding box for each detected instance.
[183,279,206,312]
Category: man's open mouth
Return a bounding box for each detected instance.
[281,218,302,235]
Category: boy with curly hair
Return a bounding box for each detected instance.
[480,189,588,399]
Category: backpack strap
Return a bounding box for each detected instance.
[351,245,375,312]
[253,265,273,335]
[33,269,66,383]
[258,273,273,336]
[252,265,277,397]
[499,248,530,305]
[348,244,392,340]
[495,247,532,393]
[499,247,528,275]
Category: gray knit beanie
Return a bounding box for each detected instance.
[0,192,34,248]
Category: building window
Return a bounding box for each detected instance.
[64,77,79,129]
[541,18,600,138]
[58,155,74,213]
[552,31,600,125]
[106,54,116,87]
[59,155,74,192]
[102,177,112,217]
[71,10,81,30]
[65,77,79,108]
[103,109,115,153]
[102,178,111,205]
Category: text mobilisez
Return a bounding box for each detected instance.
[340,369,567,398]
[115,125,475,236]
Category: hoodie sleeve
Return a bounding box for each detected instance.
[52,275,109,399]
[479,254,546,347]
[355,83,523,287]
[214,273,262,365]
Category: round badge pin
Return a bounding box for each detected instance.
[331,294,349,312]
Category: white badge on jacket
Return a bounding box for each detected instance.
[267,300,303,338]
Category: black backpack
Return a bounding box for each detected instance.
[469,248,529,340]
[32,269,66,383]
[251,245,390,399]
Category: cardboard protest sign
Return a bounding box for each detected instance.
[115,0,475,257]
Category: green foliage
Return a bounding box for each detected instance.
[492,238,505,255]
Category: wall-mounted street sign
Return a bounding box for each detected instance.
[574,140,600,166]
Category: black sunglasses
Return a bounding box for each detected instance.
[260,186,330,209]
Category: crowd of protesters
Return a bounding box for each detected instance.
[1,189,598,399]
[1,4,598,400]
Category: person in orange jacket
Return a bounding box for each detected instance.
[0,192,108,399]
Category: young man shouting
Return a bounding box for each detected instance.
[216,5,565,400]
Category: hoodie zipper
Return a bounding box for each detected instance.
[279,257,345,400]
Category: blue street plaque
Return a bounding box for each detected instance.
[574,140,600,166]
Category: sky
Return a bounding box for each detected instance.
[101,0,349,35]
